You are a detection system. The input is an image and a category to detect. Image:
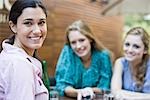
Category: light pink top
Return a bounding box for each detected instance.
[0,40,49,100]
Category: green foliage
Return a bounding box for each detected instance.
[125,14,150,34]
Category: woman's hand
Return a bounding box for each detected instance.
[77,87,95,100]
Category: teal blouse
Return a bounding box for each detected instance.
[55,45,112,96]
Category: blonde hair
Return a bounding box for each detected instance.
[125,27,150,90]
[65,20,105,51]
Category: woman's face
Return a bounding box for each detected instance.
[68,30,91,60]
[10,7,47,55]
[123,34,146,62]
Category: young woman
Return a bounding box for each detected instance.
[55,20,112,100]
[111,27,150,100]
[0,0,48,99]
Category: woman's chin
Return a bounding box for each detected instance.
[30,44,43,49]
[125,57,134,61]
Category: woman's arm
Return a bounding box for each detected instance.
[0,71,5,99]
[65,87,102,97]
[97,50,112,90]
[111,58,123,93]
[111,58,150,100]
[64,86,79,97]
[0,59,13,99]
[92,87,102,94]
[65,86,95,100]
[115,90,150,100]
[55,45,73,96]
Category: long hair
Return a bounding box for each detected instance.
[65,20,105,51]
[125,27,150,91]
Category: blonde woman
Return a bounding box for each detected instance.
[55,20,112,99]
[111,27,150,100]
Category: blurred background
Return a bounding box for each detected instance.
[0,0,150,77]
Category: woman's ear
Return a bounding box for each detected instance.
[9,21,17,34]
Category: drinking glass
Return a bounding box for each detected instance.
[50,90,59,100]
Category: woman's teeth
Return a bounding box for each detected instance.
[30,36,41,40]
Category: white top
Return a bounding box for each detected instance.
[0,40,49,100]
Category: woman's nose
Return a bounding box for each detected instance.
[76,42,82,49]
[32,24,41,34]
[127,46,133,52]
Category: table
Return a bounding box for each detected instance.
[50,89,114,100]
[59,94,104,100]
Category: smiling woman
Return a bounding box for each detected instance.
[55,20,112,100]
[9,7,47,55]
[0,0,49,100]
[111,27,150,100]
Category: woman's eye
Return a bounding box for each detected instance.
[70,41,76,45]
[24,22,32,26]
[79,39,85,42]
[39,21,46,26]
[133,44,140,49]
[125,42,130,47]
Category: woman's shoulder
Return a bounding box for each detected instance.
[56,45,75,68]
[114,57,129,71]
[0,49,33,68]
[0,52,14,72]
[0,50,13,62]
[115,57,125,63]
[59,44,74,55]
[62,44,72,51]
[94,49,114,61]
[91,49,112,65]
[114,57,127,65]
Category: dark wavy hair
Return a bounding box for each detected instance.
[7,0,47,45]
